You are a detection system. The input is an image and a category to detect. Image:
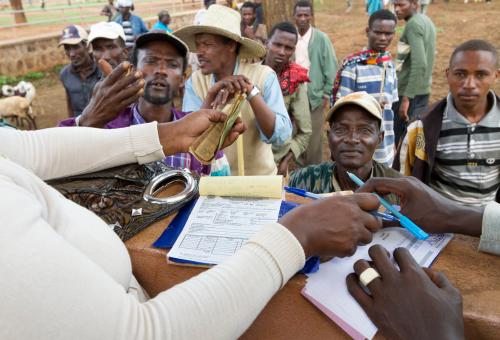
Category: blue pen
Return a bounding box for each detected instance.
[346,171,429,240]
[284,186,399,223]
[284,186,322,199]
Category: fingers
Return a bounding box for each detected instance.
[360,211,383,234]
[101,61,130,85]
[393,247,420,273]
[220,88,232,106]
[353,259,382,292]
[236,77,250,93]
[346,273,374,312]
[426,269,452,290]
[352,193,381,211]
[357,225,375,245]
[218,76,252,95]
[352,194,383,233]
[368,245,396,278]
[97,59,113,76]
[356,177,407,197]
[204,109,227,124]
[220,118,247,149]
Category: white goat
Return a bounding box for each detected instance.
[0,81,38,129]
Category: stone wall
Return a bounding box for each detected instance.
[0,11,196,77]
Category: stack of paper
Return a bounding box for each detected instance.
[302,228,453,340]
[167,176,283,265]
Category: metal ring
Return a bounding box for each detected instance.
[359,267,381,287]
[143,169,197,205]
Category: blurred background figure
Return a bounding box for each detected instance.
[100,0,117,22]
[152,10,173,33]
[240,1,267,44]
[419,0,431,14]
[113,0,148,49]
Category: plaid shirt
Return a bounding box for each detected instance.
[131,105,225,175]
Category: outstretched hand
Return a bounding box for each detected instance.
[356,177,483,235]
[158,109,247,156]
[79,61,144,128]
[346,245,464,340]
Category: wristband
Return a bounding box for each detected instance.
[246,85,260,101]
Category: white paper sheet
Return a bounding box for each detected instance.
[303,228,453,340]
[168,196,282,265]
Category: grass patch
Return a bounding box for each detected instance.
[0,69,57,87]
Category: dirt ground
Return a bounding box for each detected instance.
[29,0,500,134]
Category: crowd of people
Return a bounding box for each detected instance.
[1,0,499,339]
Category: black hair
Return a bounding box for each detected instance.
[368,9,397,28]
[293,0,313,15]
[132,44,188,71]
[204,0,215,8]
[158,10,170,21]
[450,39,499,67]
[268,21,298,42]
[241,1,255,11]
[220,35,241,56]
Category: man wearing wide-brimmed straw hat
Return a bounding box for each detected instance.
[175,4,292,176]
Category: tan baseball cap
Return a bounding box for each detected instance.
[59,24,88,46]
[326,91,382,125]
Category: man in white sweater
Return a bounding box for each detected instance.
[0,109,384,340]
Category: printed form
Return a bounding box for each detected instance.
[302,228,453,340]
[168,196,282,265]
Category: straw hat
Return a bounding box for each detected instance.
[173,4,265,59]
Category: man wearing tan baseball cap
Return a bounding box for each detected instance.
[289,91,402,200]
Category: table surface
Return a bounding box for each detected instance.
[125,195,500,339]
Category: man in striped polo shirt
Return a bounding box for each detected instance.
[396,40,500,206]
[333,9,398,167]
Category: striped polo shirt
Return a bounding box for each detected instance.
[337,61,398,167]
[430,91,500,206]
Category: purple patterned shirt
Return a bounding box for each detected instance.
[59,104,223,175]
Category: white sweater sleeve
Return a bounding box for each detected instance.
[0,123,164,180]
[0,169,305,340]
[480,201,500,256]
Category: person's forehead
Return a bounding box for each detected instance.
[451,50,497,69]
[370,19,396,31]
[332,106,378,124]
[242,7,254,13]
[295,6,312,14]
[195,33,223,43]
[394,0,412,4]
[139,41,183,58]
[92,38,119,47]
[64,42,85,49]
[270,30,297,44]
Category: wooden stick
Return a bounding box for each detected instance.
[237,134,245,176]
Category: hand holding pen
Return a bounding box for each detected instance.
[346,172,429,240]
[284,186,399,224]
